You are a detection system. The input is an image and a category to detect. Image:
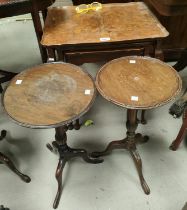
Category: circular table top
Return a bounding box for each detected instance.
[3,63,95,128]
[96,56,182,109]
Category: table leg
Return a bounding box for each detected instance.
[129,146,150,194]
[47,126,103,209]
[0,130,31,183]
[0,152,31,183]
[173,49,187,72]
[53,158,67,209]
[0,130,7,141]
[92,109,150,195]
[91,139,127,157]
[169,125,187,151]
[140,110,147,124]
[169,108,187,151]
[127,110,150,194]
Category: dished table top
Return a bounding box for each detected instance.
[96,56,182,109]
[41,2,169,47]
[3,63,95,128]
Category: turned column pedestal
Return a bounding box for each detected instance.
[2,62,102,209]
[92,56,181,194]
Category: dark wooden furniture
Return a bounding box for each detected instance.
[2,62,103,209]
[92,56,181,194]
[0,0,55,63]
[41,2,168,65]
[0,70,17,93]
[0,0,55,183]
[173,49,187,71]
[72,0,132,5]
[0,0,55,93]
[169,89,187,151]
[170,108,187,151]
[0,205,9,210]
[143,0,187,65]
[72,0,187,63]
[0,130,31,183]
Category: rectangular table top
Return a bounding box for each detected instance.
[41,2,169,47]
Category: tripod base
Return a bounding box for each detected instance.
[47,126,103,209]
[92,109,150,195]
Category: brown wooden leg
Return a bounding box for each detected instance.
[170,109,187,151]
[47,48,57,62]
[31,3,48,63]
[0,70,17,94]
[127,110,150,194]
[170,124,187,151]
[154,40,164,61]
[173,49,187,72]
[0,152,31,183]
[53,158,66,209]
[129,147,150,194]
[91,109,150,195]
[0,85,3,93]
[41,9,47,21]
[0,130,7,141]
[140,110,147,124]
[92,139,127,157]
[74,119,81,130]
[47,126,103,209]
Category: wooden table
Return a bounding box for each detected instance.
[92,56,181,194]
[41,2,169,65]
[3,63,103,209]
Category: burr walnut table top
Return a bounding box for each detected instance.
[96,56,182,109]
[41,2,169,47]
[3,63,95,128]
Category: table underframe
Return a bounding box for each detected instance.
[92,109,150,195]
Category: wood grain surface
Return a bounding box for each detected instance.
[96,56,182,109]
[41,2,168,46]
[3,63,95,128]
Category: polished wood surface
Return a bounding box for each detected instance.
[41,2,168,46]
[70,0,187,61]
[96,56,182,109]
[3,63,95,128]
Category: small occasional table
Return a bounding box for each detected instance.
[41,2,169,65]
[92,56,182,194]
[2,63,102,209]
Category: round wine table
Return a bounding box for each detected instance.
[3,62,103,209]
[92,56,182,195]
